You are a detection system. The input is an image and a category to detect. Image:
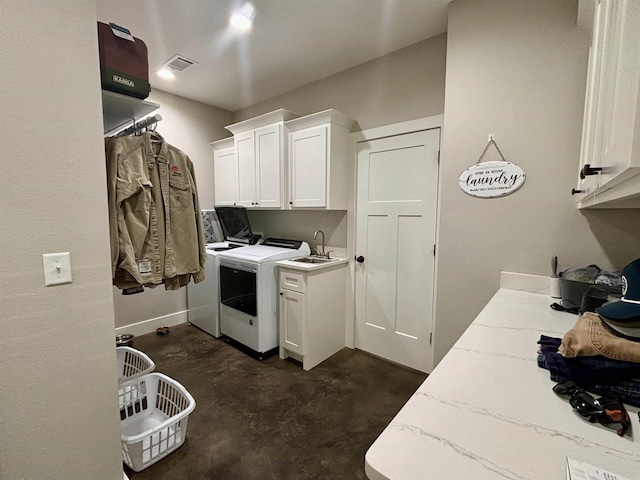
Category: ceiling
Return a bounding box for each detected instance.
[96,0,449,112]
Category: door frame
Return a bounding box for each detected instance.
[346,115,443,373]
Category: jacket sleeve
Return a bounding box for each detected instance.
[188,158,207,283]
[105,137,119,279]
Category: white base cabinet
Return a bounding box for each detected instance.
[278,264,346,370]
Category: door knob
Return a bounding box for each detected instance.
[355,256,365,263]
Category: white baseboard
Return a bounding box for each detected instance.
[115,310,189,337]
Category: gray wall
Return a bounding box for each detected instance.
[0,1,122,478]
[434,0,640,365]
[233,33,448,131]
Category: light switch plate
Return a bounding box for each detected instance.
[43,252,72,286]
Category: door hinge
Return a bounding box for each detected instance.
[429,332,433,345]
[433,244,436,256]
[437,150,440,164]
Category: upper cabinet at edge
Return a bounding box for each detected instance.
[575,0,640,208]
[211,137,236,206]
[286,110,355,209]
[226,109,299,209]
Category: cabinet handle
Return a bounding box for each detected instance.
[580,164,603,180]
[279,292,283,295]
[355,256,365,263]
[289,201,293,205]
[571,188,584,195]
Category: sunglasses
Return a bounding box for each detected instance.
[553,381,631,437]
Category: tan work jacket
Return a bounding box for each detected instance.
[106,132,206,291]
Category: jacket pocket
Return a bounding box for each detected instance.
[169,179,192,210]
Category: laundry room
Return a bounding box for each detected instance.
[3,1,640,480]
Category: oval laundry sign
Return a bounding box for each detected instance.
[458,160,526,198]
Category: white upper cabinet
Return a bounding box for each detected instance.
[211,137,237,206]
[286,110,355,209]
[226,109,299,209]
[576,0,640,208]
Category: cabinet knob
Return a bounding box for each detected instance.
[355,256,365,263]
[279,292,283,296]
[289,201,293,205]
[580,164,603,180]
[571,188,584,195]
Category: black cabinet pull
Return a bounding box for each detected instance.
[580,164,603,180]
[355,256,365,263]
[571,188,584,195]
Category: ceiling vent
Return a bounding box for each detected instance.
[162,54,198,72]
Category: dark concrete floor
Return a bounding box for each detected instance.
[124,324,427,480]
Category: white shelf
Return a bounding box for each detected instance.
[101,90,159,135]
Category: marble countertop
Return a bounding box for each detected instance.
[365,273,640,480]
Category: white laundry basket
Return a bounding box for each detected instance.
[116,346,155,383]
[119,372,196,472]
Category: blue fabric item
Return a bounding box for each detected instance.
[537,335,640,407]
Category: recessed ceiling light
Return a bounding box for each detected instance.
[229,3,255,30]
[156,67,176,80]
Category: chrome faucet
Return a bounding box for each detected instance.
[313,230,326,258]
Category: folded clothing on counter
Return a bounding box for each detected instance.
[537,335,640,407]
[559,312,640,362]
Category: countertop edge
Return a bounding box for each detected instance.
[275,257,348,271]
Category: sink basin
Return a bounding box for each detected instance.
[292,256,337,264]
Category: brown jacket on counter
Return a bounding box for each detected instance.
[560,312,640,362]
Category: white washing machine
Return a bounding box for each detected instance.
[218,238,310,354]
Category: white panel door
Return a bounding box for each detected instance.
[213,145,237,206]
[236,130,256,207]
[255,124,282,208]
[355,128,440,373]
[289,125,328,207]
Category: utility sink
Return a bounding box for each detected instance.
[292,256,337,264]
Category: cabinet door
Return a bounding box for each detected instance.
[255,124,283,208]
[578,0,640,199]
[213,146,237,206]
[289,126,328,207]
[236,130,256,207]
[598,0,640,186]
[280,289,305,355]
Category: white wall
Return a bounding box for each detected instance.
[247,210,348,250]
[434,0,640,365]
[113,90,233,330]
[0,1,122,478]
